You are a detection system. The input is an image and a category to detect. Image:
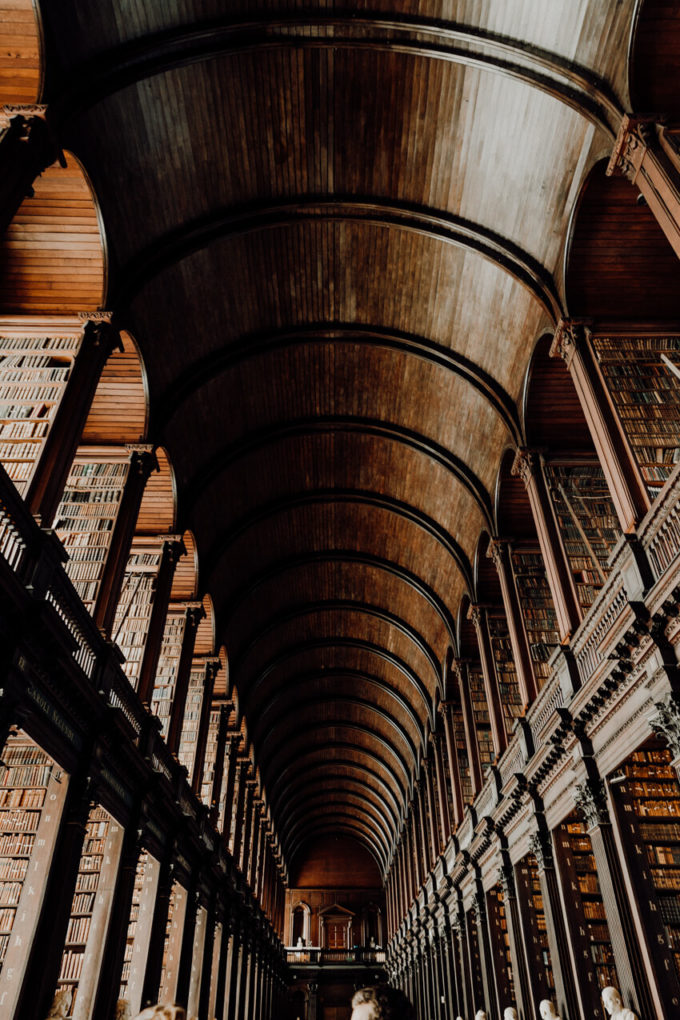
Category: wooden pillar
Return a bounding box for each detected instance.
[14,768,93,1018]
[0,105,57,234]
[498,853,532,1020]
[416,774,433,873]
[488,538,538,704]
[249,800,262,888]
[188,903,209,1018]
[140,855,174,1007]
[94,444,158,636]
[574,776,655,1019]
[469,604,507,756]
[453,903,475,1020]
[473,887,499,1020]
[240,781,255,876]
[550,319,650,531]
[440,701,465,826]
[90,816,145,1019]
[512,448,582,640]
[225,923,244,1020]
[167,602,205,755]
[176,888,199,1008]
[137,535,186,703]
[124,855,160,1015]
[454,659,484,795]
[608,115,680,261]
[529,827,581,1020]
[192,657,220,795]
[26,315,122,527]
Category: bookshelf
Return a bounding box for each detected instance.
[554,816,617,997]
[0,735,58,975]
[486,883,515,1009]
[515,854,555,1001]
[469,665,494,776]
[159,881,186,1005]
[177,665,204,779]
[0,334,80,496]
[53,452,130,614]
[591,335,680,498]
[487,613,523,738]
[451,702,473,805]
[544,462,619,612]
[149,608,187,738]
[57,805,111,1015]
[119,851,147,1002]
[112,542,163,691]
[200,707,221,810]
[610,747,680,992]
[510,549,559,689]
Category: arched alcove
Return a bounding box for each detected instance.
[0,1,43,104]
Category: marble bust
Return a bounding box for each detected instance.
[539,1000,561,1020]
[601,986,638,1020]
[504,1009,518,1020]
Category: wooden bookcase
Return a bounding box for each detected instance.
[591,335,680,498]
[451,702,473,805]
[177,665,204,779]
[465,906,485,1009]
[0,735,58,975]
[52,449,130,614]
[515,854,555,1003]
[486,883,515,1010]
[200,707,221,810]
[150,608,187,739]
[544,462,619,613]
[487,613,523,738]
[0,332,80,497]
[469,664,494,776]
[119,851,147,1001]
[57,805,111,1013]
[610,746,680,999]
[510,548,559,689]
[554,816,617,1002]
[112,540,163,690]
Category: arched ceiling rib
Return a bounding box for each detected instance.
[37,0,640,874]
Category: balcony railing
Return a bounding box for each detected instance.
[285,946,387,966]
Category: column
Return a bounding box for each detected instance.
[26,314,122,527]
[0,105,56,234]
[440,701,465,826]
[124,855,161,1015]
[231,759,248,862]
[608,115,680,261]
[187,903,208,1018]
[176,889,199,1008]
[498,854,531,1020]
[453,904,474,1020]
[94,444,158,635]
[574,776,655,1019]
[433,730,452,845]
[137,535,185,704]
[416,776,431,875]
[140,854,174,1008]
[550,319,650,531]
[167,602,205,754]
[469,604,508,756]
[14,768,94,1018]
[488,538,538,704]
[473,889,498,1020]
[512,448,581,639]
[239,781,255,875]
[209,706,230,827]
[528,828,580,1020]
[455,659,484,796]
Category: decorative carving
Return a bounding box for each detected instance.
[606,115,656,182]
[487,538,506,571]
[574,777,609,829]
[511,447,537,487]
[649,692,680,758]
[0,104,48,138]
[467,604,484,630]
[528,830,553,872]
[549,318,592,364]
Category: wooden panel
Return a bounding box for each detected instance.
[525,334,593,450]
[566,159,680,321]
[292,836,382,888]
[170,530,198,601]
[631,0,680,117]
[136,446,175,535]
[82,332,147,445]
[0,154,105,314]
[0,0,41,104]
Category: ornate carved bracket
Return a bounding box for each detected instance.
[574,777,609,829]
[649,692,680,759]
[607,115,657,182]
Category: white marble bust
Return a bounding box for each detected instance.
[504,1009,518,1020]
[601,986,638,1020]
[539,1000,561,1020]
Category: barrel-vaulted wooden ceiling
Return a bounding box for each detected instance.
[29,0,659,875]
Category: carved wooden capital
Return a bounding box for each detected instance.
[528,830,553,872]
[649,693,680,758]
[511,447,537,487]
[573,777,609,829]
[467,603,484,629]
[549,317,592,365]
[486,537,507,571]
[606,115,657,182]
